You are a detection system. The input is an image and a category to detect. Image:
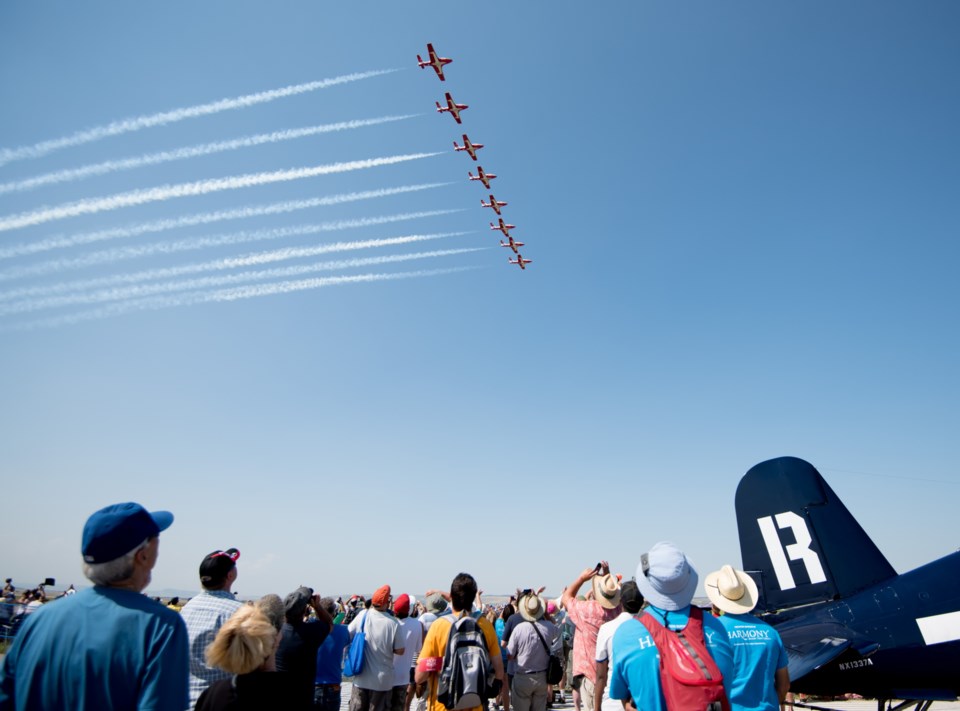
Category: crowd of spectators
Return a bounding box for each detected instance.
[0,501,794,711]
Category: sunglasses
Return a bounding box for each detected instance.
[209,548,240,562]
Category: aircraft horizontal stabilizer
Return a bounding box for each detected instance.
[776,620,879,681]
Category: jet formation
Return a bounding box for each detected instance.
[419,43,532,271]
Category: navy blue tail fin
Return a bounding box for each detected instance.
[735,456,896,612]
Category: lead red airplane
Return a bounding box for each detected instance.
[436,93,468,124]
[500,236,525,254]
[417,43,452,81]
[509,254,532,270]
[453,134,483,160]
[481,195,507,215]
[468,166,496,189]
[490,218,516,237]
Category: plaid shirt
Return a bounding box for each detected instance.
[565,598,621,684]
[180,589,242,708]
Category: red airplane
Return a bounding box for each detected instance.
[490,218,516,237]
[468,166,496,189]
[509,254,532,270]
[417,43,452,81]
[436,93,468,124]
[499,236,525,254]
[481,195,507,215]
[453,134,483,161]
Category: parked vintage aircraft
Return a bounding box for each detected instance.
[453,134,483,160]
[481,195,507,215]
[499,236,524,254]
[436,93,468,124]
[490,218,515,237]
[509,254,532,270]
[736,456,960,708]
[468,166,496,189]
[417,43,452,81]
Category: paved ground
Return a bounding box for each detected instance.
[334,683,960,711]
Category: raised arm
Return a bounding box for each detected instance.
[561,562,605,609]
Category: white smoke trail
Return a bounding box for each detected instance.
[0,153,441,232]
[0,116,415,195]
[0,183,449,260]
[0,69,397,167]
[4,267,476,331]
[0,211,461,283]
[0,248,483,315]
[0,231,467,302]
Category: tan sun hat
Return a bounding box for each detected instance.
[704,565,759,615]
[591,573,622,610]
[519,593,545,622]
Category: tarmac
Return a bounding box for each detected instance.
[330,682,960,711]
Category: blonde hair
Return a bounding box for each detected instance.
[205,604,277,675]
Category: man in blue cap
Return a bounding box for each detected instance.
[0,502,189,711]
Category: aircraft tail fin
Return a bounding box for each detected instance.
[735,456,896,612]
[417,55,424,64]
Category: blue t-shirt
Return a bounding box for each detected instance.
[715,613,788,711]
[0,586,189,711]
[315,624,351,684]
[494,618,509,661]
[609,605,734,711]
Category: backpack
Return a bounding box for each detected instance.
[436,614,497,710]
[637,607,731,711]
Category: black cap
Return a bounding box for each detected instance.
[199,548,239,589]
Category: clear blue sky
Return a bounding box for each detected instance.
[1,1,958,600]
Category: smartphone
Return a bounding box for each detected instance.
[593,563,602,574]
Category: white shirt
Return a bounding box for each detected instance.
[393,617,424,686]
[349,608,404,692]
[595,612,634,711]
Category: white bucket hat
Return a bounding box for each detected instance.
[705,565,758,615]
[591,573,622,610]
[635,541,698,611]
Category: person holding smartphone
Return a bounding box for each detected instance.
[559,562,622,711]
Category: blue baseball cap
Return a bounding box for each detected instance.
[81,502,174,564]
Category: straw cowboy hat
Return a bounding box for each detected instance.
[519,593,546,622]
[705,565,759,615]
[591,573,622,610]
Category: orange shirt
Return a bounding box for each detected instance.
[418,612,501,711]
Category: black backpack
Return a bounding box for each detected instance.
[436,615,498,710]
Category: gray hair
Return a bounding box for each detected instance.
[255,594,285,633]
[81,537,149,586]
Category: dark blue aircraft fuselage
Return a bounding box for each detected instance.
[767,550,960,699]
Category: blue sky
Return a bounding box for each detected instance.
[1,1,958,600]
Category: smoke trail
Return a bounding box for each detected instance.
[0,231,467,302]
[4,267,476,331]
[0,183,449,260]
[0,69,397,167]
[0,248,483,315]
[0,153,441,232]
[0,211,462,283]
[0,116,416,195]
